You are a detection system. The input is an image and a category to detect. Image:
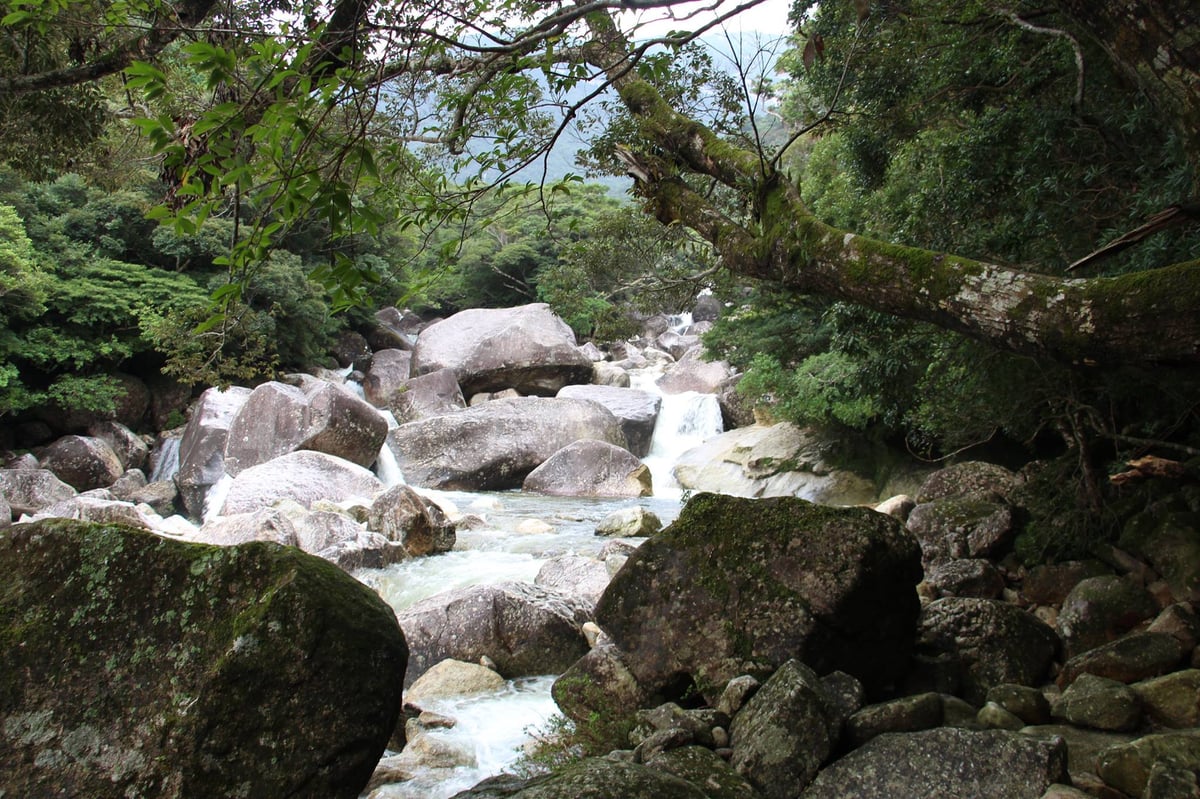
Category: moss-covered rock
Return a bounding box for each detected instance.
[595,494,922,701]
[0,518,407,798]
[449,757,711,798]
[1096,730,1200,797]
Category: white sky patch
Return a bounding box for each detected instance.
[618,0,795,39]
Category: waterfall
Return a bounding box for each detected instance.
[148,436,181,483]
[374,407,406,487]
[631,368,724,498]
[203,473,234,522]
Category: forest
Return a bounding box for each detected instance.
[2,0,1199,558]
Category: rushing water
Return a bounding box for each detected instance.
[355,365,722,798]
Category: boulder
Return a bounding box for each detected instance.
[645,746,762,799]
[1051,673,1141,731]
[1058,631,1185,687]
[535,554,612,607]
[88,421,150,472]
[362,348,414,408]
[0,519,407,799]
[398,581,592,686]
[315,530,410,571]
[38,434,124,491]
[30,495,158,530]
[299,381,389,468]
[556,384,661,457]
[844,692,944,748]
[916,461,1023,503]
[217,450,383,515]
[370,306,423,350]
[390,397,626,490]
[595,494,923,701]
[367,484,456,557]
[0,467,77,516]
[730,659,840,799]
[906,497,1016,568]
[553,643,653,725]
[1057,575,1159,658]
[799,728,1068,799]
[595,506,663,537]
[1132,669,1200,728]
[672,423,878,505]
[175,386,252,517]
[655,350,735,395]
[1021,561,1112,606]
[913,597,1060,705]
[125,480,179,517]
[656,330,701,361]
[524,440,652,497]
[410,304,593,397]
[405,659,506,707]
[388,367,466,423]
[195,508,300,547]
[926,558,1006,599]
[1120,505,1200,603]
[591,361,631,388]
[1096,731,1200,798]
[222,381,311,476]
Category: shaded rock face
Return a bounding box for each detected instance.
[223,381,310,476]
[799,728,1068,799]
[362,348,413,408]
[0,519,407,799]
[523,440,652,497]
[391,397,626,490]
[398,581,592,686]
[299,382,389,468]
[368,484,456,556]
[410,303,593,397]
[595,493,923,701]
[556,384,661,457]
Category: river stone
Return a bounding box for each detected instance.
[800,728,1067,799]
[89,420,150,472]
[655,350,735,395]
[390,397,626,490]
[0,467,77,516]
[906,497,1015,568]
[730,660,839,799]
[916,461,1023,503]
[595,506,663,537]
[556,384,661,457]
[410,303,593,397]
[288,507,365,552]
[388,367,467,424]
[844,692,943,748]
[39,434,125,492]
[524,440,652,497]
[535,554,611,607]
[986,684,1051,725]
[405,659,506,707]
[449,757,710,799]
[175,386,252,517]
[1021,560,1113,606]
[368,484,456,557]
[0,519,407,799]
[1052,673,1141,731]
[1058,631,1186,687]
[363,349,414,408]
[595,494,922,701]
[398,581,591,686]
[1132,669,1200,728]
[217,450,384,515]
[1096,730,1200,797]
[299,381,389,469]
[195,507,300,547]
[221,381,310,477]
[553,642,653,725]
[592,361,631,388]
[671,423,877,506]
[1057,575,1159,658]
[31,495,158,530]
[913,597,1060,705]
[645,745,763,799]
[926,558,1005,599]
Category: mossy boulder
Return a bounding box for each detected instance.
[449,757,711,798]
[0,519,407,798]
[594,493,922,701]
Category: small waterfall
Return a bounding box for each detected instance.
[203,473,234,522]
[631,368,724,497]
[375,442,405,488]
[148,436,181,483]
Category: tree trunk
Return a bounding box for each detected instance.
[584,8,1200,368]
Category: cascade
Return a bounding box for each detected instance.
[631,368,724,498]
[148,436,181,483]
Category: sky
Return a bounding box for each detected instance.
[619,0,795,38]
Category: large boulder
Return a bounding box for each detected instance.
[390,397,626,490]
[655,350,736,395]
[216,450,383,515]
[298,381,388,469]
[195,507,300,547]
[362,348,413,408]
[398,581,592,686]
[594,493,923,701]
[223,381,310,476]
[523,440,652,497]
[175,386,252,517]
[410,303,593,396]
[367,484,456,556]
[38,434,124,492]
[388,367,466,423]
[556,384,662,457]
[800,728,1068,799]
[906,496,1017,569]
[88,421,150,472]
[0,519,407,799]
[449,758,711,799]
[672,423,878,505]
[0,467,77,516]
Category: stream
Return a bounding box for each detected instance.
[352,367,724,798]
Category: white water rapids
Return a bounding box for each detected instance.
[353,364,724,798]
